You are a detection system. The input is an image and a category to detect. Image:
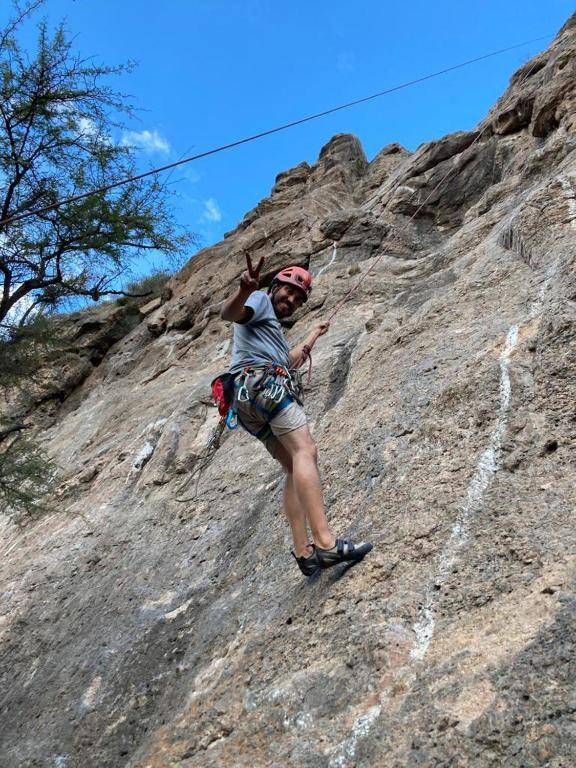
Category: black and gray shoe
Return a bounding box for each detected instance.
[315,538,373,569]
[291,547,321,576]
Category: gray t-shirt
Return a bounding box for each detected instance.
[229,290,290,373]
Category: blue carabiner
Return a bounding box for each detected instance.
[226,407,238,430]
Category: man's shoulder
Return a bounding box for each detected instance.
[247,290,274,316]
[252,289,271,304]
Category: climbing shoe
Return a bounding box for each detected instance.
[291,547,321,577]
[315,538,373,569]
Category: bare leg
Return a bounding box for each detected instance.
[272,440,311,557]
[276,426,335,550]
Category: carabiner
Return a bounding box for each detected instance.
[226,407,238,429]
[237,373,250,402]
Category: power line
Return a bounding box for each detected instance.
[0,34,551,229]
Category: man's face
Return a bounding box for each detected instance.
[272,283,305,318]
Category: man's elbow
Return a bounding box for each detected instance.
[222,306,251,324]
[220,303,235,322]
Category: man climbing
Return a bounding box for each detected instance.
[220,254,373,576]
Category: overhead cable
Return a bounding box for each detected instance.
[323,50,547,323]
[0,34,551,229]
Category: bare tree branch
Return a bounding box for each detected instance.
[0,423,28,443]
[0,0,45,55]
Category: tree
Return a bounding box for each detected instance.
[0,0,192,328]
[0,1,193,519]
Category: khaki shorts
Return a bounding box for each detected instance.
[234,370,307,457]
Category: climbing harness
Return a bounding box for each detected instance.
[232,363,303,441]
[259,363,302,404]
[175,363,302,501]
[237,363,302,409]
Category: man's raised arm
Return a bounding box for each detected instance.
[289,322,329,367]
[220,254,264,323]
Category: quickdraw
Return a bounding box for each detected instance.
[175,417,226,503]
[261,364,294,404]
[175,372,237,502]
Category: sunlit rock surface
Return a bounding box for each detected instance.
[1,15,575,768]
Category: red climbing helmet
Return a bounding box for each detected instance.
[272,266,313,302]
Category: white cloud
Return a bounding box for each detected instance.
[121,129,171,155]
[52,105,110,144]
[76,116,112,146]
[337,52,355,73]
[77,117,98,137]
[201,198,222,223]
[185,168,201,184]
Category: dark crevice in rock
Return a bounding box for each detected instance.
[409,130,480,178]
[532,101,561,138]
[510,56,549,85]
[498,223,535,268]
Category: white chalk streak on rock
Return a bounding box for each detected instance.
[557,172,576,229]
[411,324,519,661]
[316,242,338,278]
[81,675,103,710]
[328,704,382,768]
[132,441,155,471]
[164,598,193,622]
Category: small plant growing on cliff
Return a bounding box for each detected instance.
[0,0,192,329]
[0,425,55,522]
[115,270,172,307]
[0,314,53,387]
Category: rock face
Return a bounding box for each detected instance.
[1,16,576,768]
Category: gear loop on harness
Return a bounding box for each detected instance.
[234,361,303,415]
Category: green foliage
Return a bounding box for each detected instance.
[0,428,55,522]
[0,314,54,386]
[0,0,193,329]
[0,1,194,519]
[0,315,57,520]
[126,270,171,300]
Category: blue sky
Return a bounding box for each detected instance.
[2,0,574,279]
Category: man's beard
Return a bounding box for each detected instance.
[272,292,292,319]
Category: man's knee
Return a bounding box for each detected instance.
[278,426,318,463]
[296,437,318,464]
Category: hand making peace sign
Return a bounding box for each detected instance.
[240,252,265,293]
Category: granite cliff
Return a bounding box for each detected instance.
[1,15,576,768]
